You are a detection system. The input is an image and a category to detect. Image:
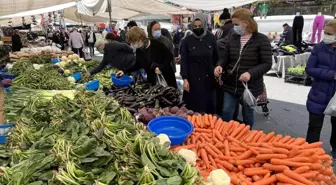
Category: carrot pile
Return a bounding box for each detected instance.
[171,114,336,185]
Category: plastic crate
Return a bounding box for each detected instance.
[284,75,312,86]
[111,74,133,86]
[0,135,8,144]
[52,58,62,64]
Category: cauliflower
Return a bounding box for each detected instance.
[61,56,67,60]
[59,61,66,68]
[177,149,197,166]
[67,76,76,83]
[79,58,85,62]
[156,134,170,148]
[33,64,44,70]
[64,70,71,75]
[6,63,13,69]
[73,59,78,64]
[73,54,80,60]
[206,169,231,185]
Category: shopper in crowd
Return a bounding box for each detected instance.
[161,28,173,42]
[305,20,336,159]
[120,27,127,42]
[11,29,22,52]
[126,21,138,30]
[175,30,193,62]
[214,8,272,127]
[180,13,218,113]
[279,23,293,46]
[216,8,234,40]
[89,33,135,76]
[215,8,234,115]
[86,27,96,57]
[0,41,10,67]
[116,27,177,88]
[173,26,184,57]
[147,21,175,72]
[68,28,84,58]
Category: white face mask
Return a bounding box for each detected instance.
[323,34,336,44]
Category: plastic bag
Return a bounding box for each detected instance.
[83,47,92,61]
[156,74,168,87]
[242,82,257,108]
[324,93,336,116]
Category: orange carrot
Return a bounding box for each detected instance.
[287,157,310,163]
[252,131,264,143]
[270,159,312,167]
[262,163,289,172]
[292,138,306,145]
[244,168,269,176]
[230,146,247,152]
[259,132,275,142]
[276,173,305,185]
[293,166,310,174]
[236,125,250,140]
[256,154,288,161]
[236,150,253,160]
[214,158,236,171]
[253,175,277,185]
[259,148,273,154]
[283,169,315,185]
[204,145,219,158]
[200,148,210,168]
[230,124,245,138]
[273,134,283,142]
[245,131,257,143]
[224,139,230,156]
[279,135,291,143]
[194,128,212,133]
[272,147,290,155]
[208,154,217,168]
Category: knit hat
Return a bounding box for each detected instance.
[219,8,231,20]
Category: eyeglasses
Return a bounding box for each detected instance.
[192,25,203,29]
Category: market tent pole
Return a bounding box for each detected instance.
[107,0,113,24]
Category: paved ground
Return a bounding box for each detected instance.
[94,55,334,158]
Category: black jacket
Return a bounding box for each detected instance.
[180,32,218,113]
[215,20,234,40]
[90,41,135,75]
[279,26,293,45]
[11,34,22,52]
[125,39,176,88]
[217,32,272,97]
[85,31,97,45]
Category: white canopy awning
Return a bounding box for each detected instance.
[164,0,257,11]
[0,0,74,17]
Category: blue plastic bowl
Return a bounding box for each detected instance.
[148,116,194,146]
[72,72,82,81]
[0,72,16,80]
[85,80,100,91]
[111,74,133,86]
[52,58,62,64]
[0,67,8,72]
[0,135,8,144]
[5,88,11,93]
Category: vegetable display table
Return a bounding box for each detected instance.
[268,52,311,78]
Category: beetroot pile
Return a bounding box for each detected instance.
[136,106,194,124]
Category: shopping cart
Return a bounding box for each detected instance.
[256,83,270,116]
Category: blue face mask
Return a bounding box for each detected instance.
[153,30,161,39]
[234,25,245,36]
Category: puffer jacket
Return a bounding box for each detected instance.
[217,32,272,97]
[306,42,336,115]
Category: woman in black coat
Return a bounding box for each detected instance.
[11,30,22,52]
[117,27,177,88]
[180,13,218,114]
[214,8,272,127]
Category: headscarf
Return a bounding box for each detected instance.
[192,13,208,39]
[147,21,159,39]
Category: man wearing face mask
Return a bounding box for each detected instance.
[305,20,336,159]
[147,21,175,72]
[116,27,177,88]
[180,13,219,113]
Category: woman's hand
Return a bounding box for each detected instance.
[155,67,161,74]
[183,79,190,92]
[239,72,251,82]
[116,71,124,77]
[214,66,223,77]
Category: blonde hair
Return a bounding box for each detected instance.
[126,27,147,43]
[232,8,258,33]
[326,20,336,29]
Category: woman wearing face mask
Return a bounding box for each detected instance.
[180,13,218,113]
[305,20,336,159]
[214,8,272,127]
[147,21,175,72]
[116,27,177,88]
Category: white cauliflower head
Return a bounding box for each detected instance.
[177,149,197,166]
[156,134,170,148]
[207,169,231,185]
[67,76,76,83]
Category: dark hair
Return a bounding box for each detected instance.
[127,21,137,28]
[105,32,116,40]
[223,8,229,13]
[283,23,289,27]
[161,28,172,41]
